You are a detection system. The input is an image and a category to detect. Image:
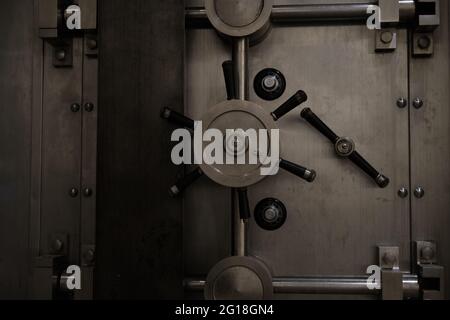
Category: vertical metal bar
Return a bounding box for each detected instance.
[232,189,247,256]
[232,37,249,100]
[231,37,249,256]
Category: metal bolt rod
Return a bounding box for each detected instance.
[186,2,416,25]
[232,188,247,256]
[184,274,419,299]
[231,37,250,257]
[232,37,249,101]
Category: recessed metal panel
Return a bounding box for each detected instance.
[40,38,83,262]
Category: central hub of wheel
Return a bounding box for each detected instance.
[225,132,249,157]
[200,100,279,188]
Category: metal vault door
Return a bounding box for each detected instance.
[184,0,417,299]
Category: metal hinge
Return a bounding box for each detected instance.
[38,0,97,66]
[374,0,440,56]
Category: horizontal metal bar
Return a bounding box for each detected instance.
[186,1,415,25]
[184,274,419,298]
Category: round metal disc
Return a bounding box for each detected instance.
[199,99,278,188]
[215,0,263,27]
[205,0,273,38]
[205,256,273,300]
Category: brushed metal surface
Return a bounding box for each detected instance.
[248,25,410,277]
[185,25,410,280]
[184,29,232,275]
[410,0,450,299]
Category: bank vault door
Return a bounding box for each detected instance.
[177,0,445,300]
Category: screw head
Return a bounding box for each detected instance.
[84,102,95,112]
[56,49,66,61]
[414,186,425,199]
[87,39,98,50]
[262,76,278,92]
[421,246,435,261]
[84,249,95,263]
[263,207,279,222]
[69,188,79,198]
[70,103,81,113]
[380,31,394,44]
[382,252,397,265]
[418,35,431,50]
[398,187,409,198]
[51,239,64,253]
[397,98,407,109]
[83,188,93,197]
[413,98,424,109]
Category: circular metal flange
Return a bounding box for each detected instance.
[199,99,278,188]
[335,137,355,157]
[254,68,286,101]
[205,256,273,300]
[254,198,287,231]
[205,0,274,38]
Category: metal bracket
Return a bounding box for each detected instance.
[413,32,434,57]
[379,0,400,26]
[411,0,439,57]
[416,0,440,32]
[375,29,397,52]
[378,246,400,270]
[38,0,97,66]
[414,241,445,300]
[52,39,73,67]
[378,246,403,300]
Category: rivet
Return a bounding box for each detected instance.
[414,186,425,199]
[69,188,79,198]
[413,98,424,109]
[56,49,66,61]
[84,102,95,112]
[398,187,409,198]
[380,31,393,44]
[418,35,431,50]
[71,103,81,113]
[397,98,407,109]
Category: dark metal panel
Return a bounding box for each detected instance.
[78,35,99,299]
[40,38,83,262]
[81,38,98,253]
[96,0,185,299]
[0,0,35,299]
[410,0,450,298]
